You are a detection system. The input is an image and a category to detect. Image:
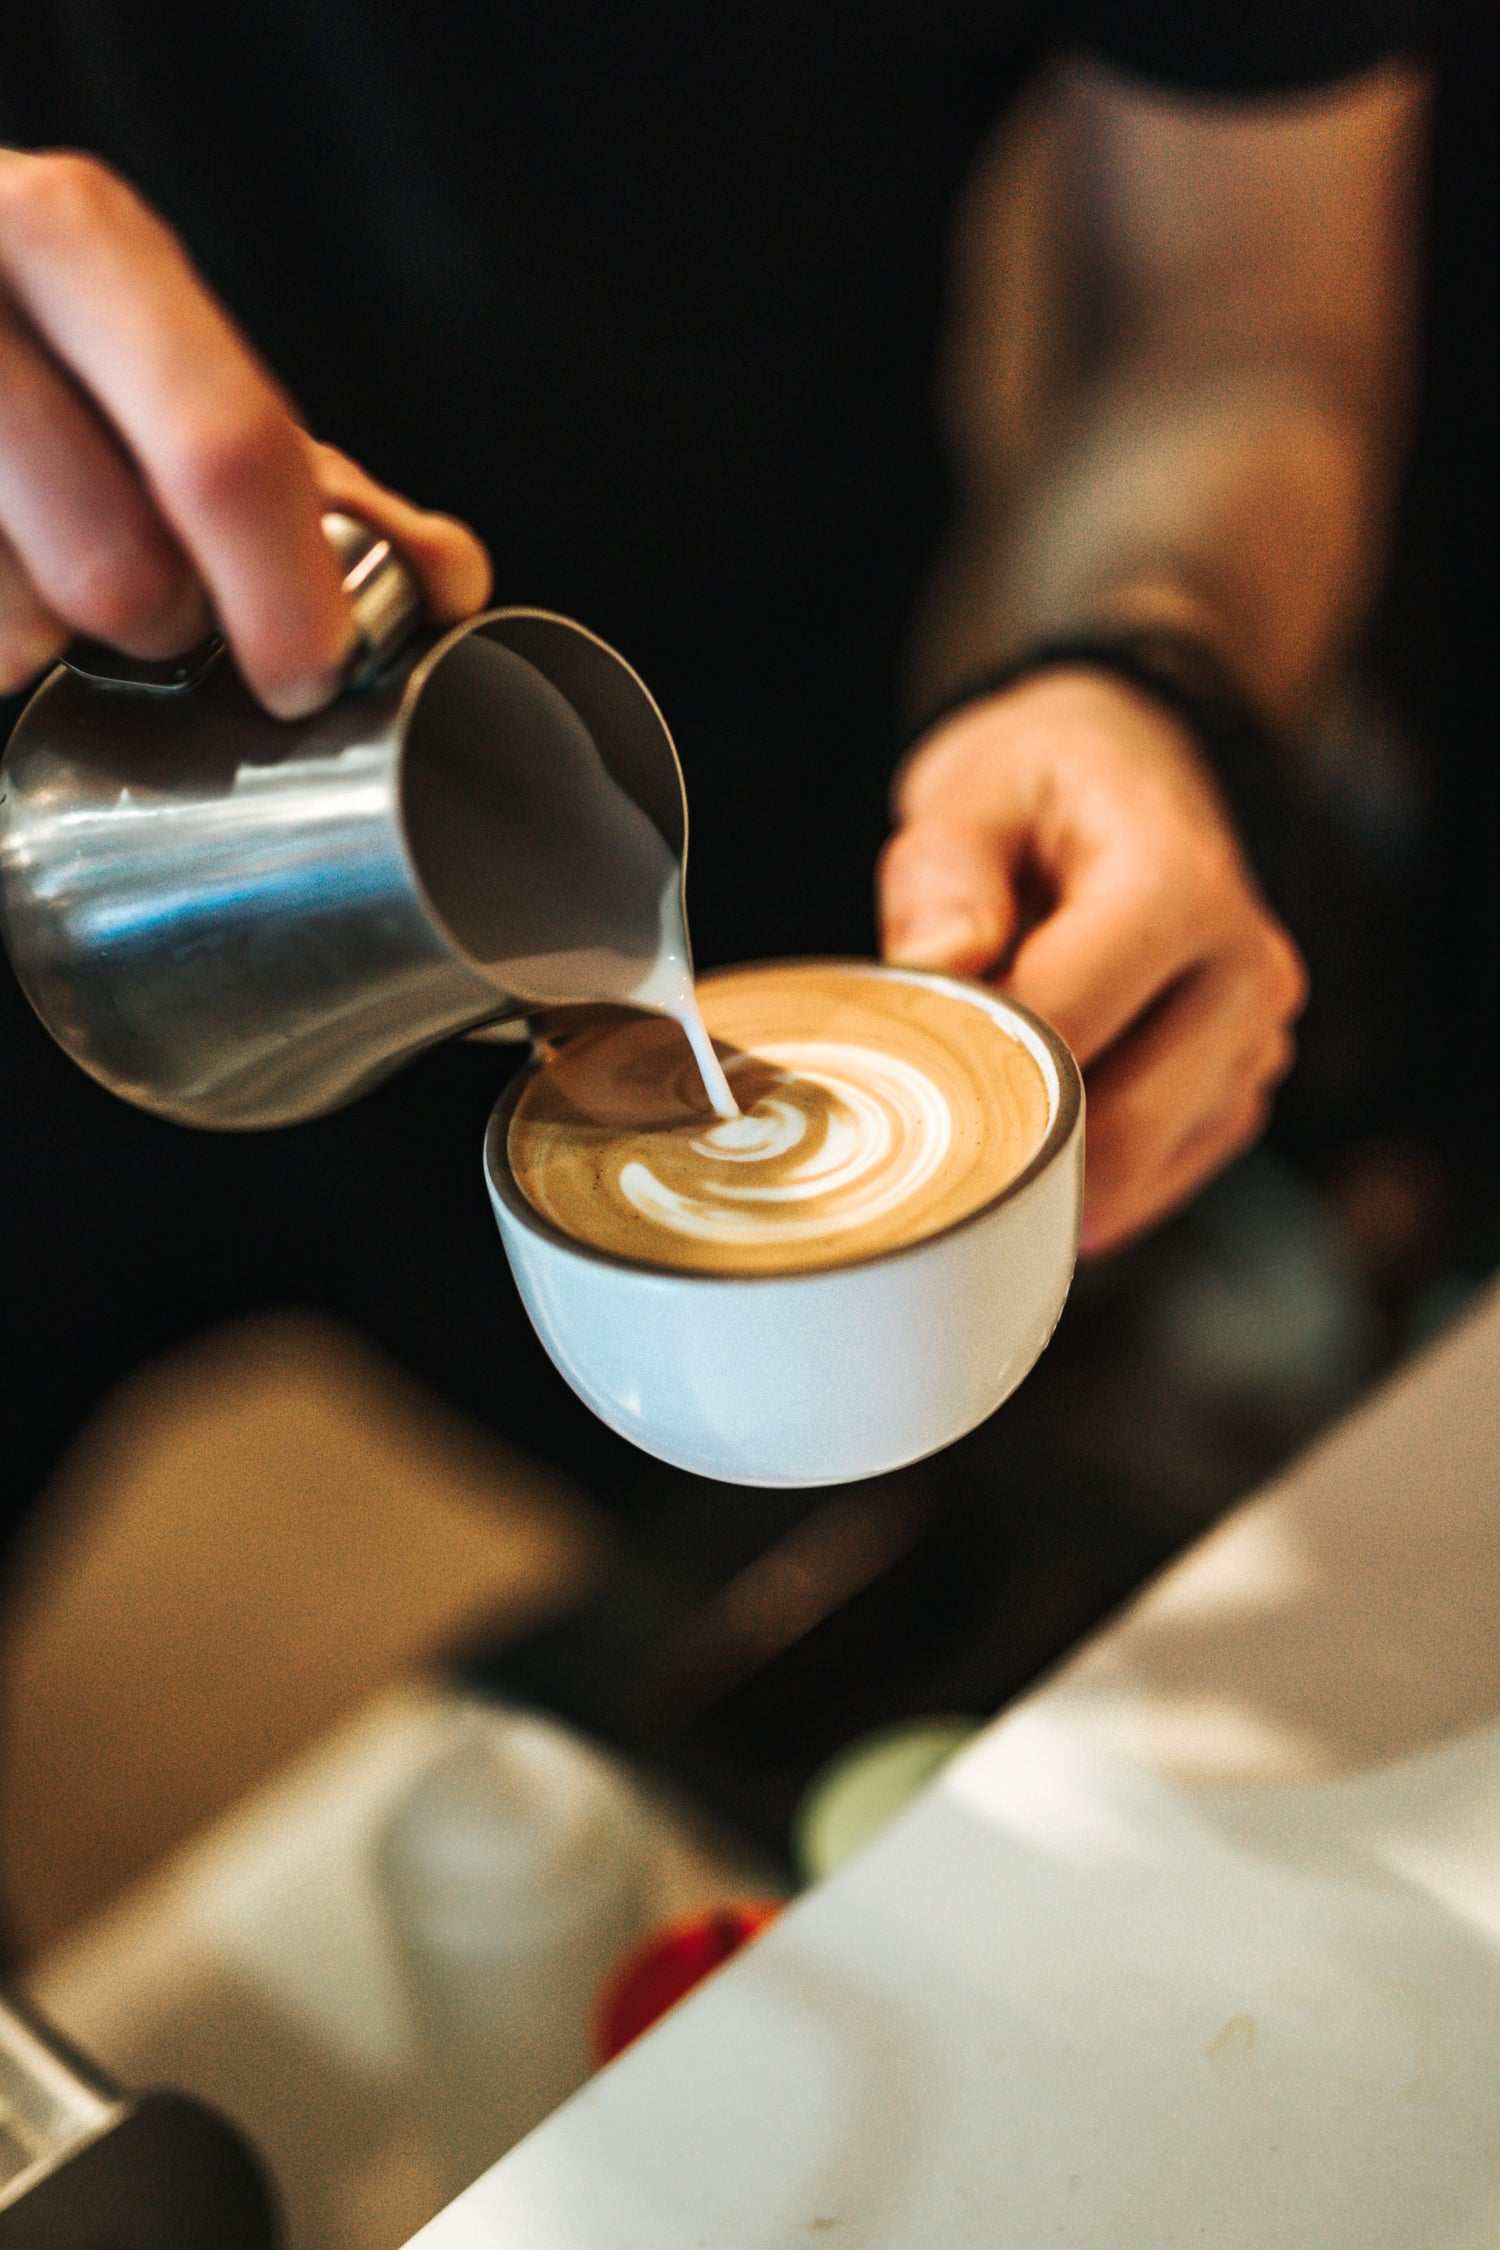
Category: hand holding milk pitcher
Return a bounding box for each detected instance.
[0,498,1081,1485]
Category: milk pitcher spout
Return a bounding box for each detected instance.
[0,519,707,1130]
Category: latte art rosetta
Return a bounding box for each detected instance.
[618,1043,954,1249]
[507,964,1056,1276]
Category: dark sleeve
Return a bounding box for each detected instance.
[1076,1,1433,94]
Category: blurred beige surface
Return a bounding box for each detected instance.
[26,1681,779,2250]
[0,1311,604,1955]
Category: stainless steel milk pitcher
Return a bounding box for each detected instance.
[0,516,693,1129]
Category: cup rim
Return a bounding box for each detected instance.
[484,957,1082,1285]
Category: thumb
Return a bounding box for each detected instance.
[878,817,1019,977]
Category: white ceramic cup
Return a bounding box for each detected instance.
[484,962,1083,1487]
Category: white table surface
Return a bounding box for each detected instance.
[29,1277,1500,2249]
[409,1277,1500,2249]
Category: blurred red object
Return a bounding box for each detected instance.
[592,1901,782,2063]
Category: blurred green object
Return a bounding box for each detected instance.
[792,1717,982,1884]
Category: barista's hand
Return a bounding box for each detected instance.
[0,150,490,713]
[879,670,1306,1256]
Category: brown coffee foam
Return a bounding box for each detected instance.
[507,963,1052,1275]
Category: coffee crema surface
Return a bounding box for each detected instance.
[506,964,1053,1275]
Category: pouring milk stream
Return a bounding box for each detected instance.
[411,631,736,1118]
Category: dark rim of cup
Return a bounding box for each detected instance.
[483,958,1083,1283]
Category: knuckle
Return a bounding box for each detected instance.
[1260,1027,1298,1089]
[0,150,134,244]
[1222,911,1307,1021]
[1228,1026,1295,1107]
[307,437,357,483]
[1279,942,1310,1018]
[875,827,922,912]
[876,822,913,876]
[1256,924,1309,1017]
[171,399,293,518]
[1231,1090,1274,1152]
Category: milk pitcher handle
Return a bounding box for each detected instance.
[59,512,423,697]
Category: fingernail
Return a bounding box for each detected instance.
[263,630,360,719]
[264,678,334,720]
[887,911,986,969]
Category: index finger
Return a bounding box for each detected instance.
[1004,851,1211,1066]
[0,152,351,714]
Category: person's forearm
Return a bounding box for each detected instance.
[919,61,1428,733]
[983,358,1394,728]
[885,63,1426,1251]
